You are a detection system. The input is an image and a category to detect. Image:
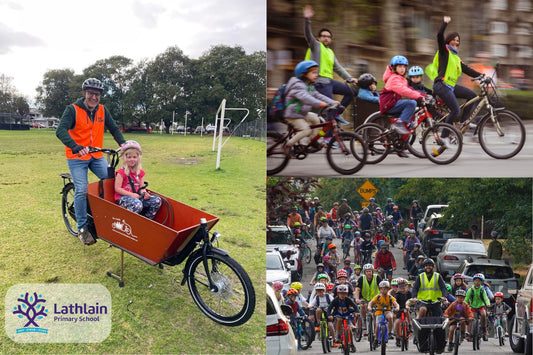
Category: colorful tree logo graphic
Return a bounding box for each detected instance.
[13,292,48,329]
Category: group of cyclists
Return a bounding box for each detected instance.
[272,197,512,352]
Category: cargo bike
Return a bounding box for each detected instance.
[60,147,256,326]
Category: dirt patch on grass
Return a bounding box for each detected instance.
[168,157,200,165]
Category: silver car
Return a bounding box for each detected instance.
[267,250,291,290]
[436,238,487,278]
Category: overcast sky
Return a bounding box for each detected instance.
[0,0,265,101]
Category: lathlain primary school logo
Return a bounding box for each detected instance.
[13,292,49,334]
[5,284,111,343]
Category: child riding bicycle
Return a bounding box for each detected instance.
[444,288,473,351]
[328,283,359,351]
[367,280,400,348]
[465,273,491,341]
[282,60,339,156]
[490,291,511,337]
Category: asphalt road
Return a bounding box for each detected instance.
[297,237,517,354]
[270,121,533,178]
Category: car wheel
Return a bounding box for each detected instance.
[509,315,525,353]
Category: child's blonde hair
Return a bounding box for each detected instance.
[120,140,143,176]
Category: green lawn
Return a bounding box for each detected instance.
[0,130,266,354]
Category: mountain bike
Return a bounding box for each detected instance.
[449,317,469,355]
[357,100,463,165]
[361,249,373,265]
[296,237,312,264]
[471,307,483,350]
[371,306,393,355]
[60,147,255,327]
[318,306,332,353]
[337,313,357,355]
[267,105,367,175]
[293,316,312,350]
[366,303,376,351]
[354,303,363,342]
[398,308,411,351]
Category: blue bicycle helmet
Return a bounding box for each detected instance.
[295,60,319,79]
[408,66,424,77]
[390,55,409,66]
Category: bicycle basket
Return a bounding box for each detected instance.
[413,317,447,352]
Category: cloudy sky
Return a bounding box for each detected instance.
[0,0,265,100]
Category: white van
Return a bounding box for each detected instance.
[417,204,448,235]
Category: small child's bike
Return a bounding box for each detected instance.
[60,147,255,326]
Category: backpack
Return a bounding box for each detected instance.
[267,83,298,122]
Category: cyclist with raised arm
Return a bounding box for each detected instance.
[355,264,382,336]
[56,78,126,246]
[411,258,448,318]
[303,4,357,123]
[426,15,484,143]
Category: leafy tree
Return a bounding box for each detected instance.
[267,178,321,224]
[36,69,75,117]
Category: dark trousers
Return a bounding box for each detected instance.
[433,81,477,125]
[315,80,356,137]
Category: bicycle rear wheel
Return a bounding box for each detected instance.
[267,131,290,175]
[303,245,312,264]
[61,182,78,236]
[478,110,525,159]
[185,250,255,326]
[356,123,390,164]
[304,317,316,342]
[326,131,367,175]
[422,123,462,164]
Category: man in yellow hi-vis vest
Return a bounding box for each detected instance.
[411,258,448,317]
[303,5,357,123]
[354,263,382,335]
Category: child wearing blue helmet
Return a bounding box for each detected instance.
[283,60,338,155]
[407,66,433,95]
[380,56,427,140]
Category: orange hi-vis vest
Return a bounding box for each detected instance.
[65,104,105,160]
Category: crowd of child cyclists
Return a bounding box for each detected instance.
[271,196,512,352]
[273,6,490,159]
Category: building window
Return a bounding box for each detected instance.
[490,22,508,33]
[517,46,533,58]
[514,23,532,35]
[516,0,531,11]
[492,44,508,57]
[492,0,508,10]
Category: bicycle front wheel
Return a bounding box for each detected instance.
[422,123,463,164]
[355,315,363,342]
[61,182,78,236]
[326,131,367,175]
[381,326,387,355]
[298,326,312,350]
[303,245,312,264]
[186,250,255,326]
[267,131,290,175]
[321,322,328,353]
[478,110,526,159]
[356,123,390,164]
[406,121,428,159]
[343,327,351,355]
[453,328,460,355]
[429,331,435,355]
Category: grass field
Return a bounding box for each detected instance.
[0,130,266,354]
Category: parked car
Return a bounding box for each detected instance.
[456,258,519,305]
[436,238,488,279]
[509,263,533,355]
[417,204,448,235]
[266,250,291,290]
[419,213,471,258]
[194,126,206,134]
[267,225,302,281]
[267,284,297,355]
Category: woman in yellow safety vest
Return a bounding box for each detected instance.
[425,16,483,141]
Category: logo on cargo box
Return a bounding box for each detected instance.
[111,218,138,241]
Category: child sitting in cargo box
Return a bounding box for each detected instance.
[114,140,162,219]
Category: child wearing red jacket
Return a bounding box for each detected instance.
[374,243,397,282]
[380,56,427,139]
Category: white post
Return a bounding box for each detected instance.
[201,117,204,137]
[171,111,175,135]
[215,99,226,169]
[185,111,189,136]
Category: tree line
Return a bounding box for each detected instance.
[1,45,266,131]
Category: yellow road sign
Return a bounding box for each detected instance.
[358,180,378,201]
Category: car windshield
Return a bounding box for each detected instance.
[465,265,514,279]
[267,254,283,270]
[447,242,486,253]
[267,229,293,244]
